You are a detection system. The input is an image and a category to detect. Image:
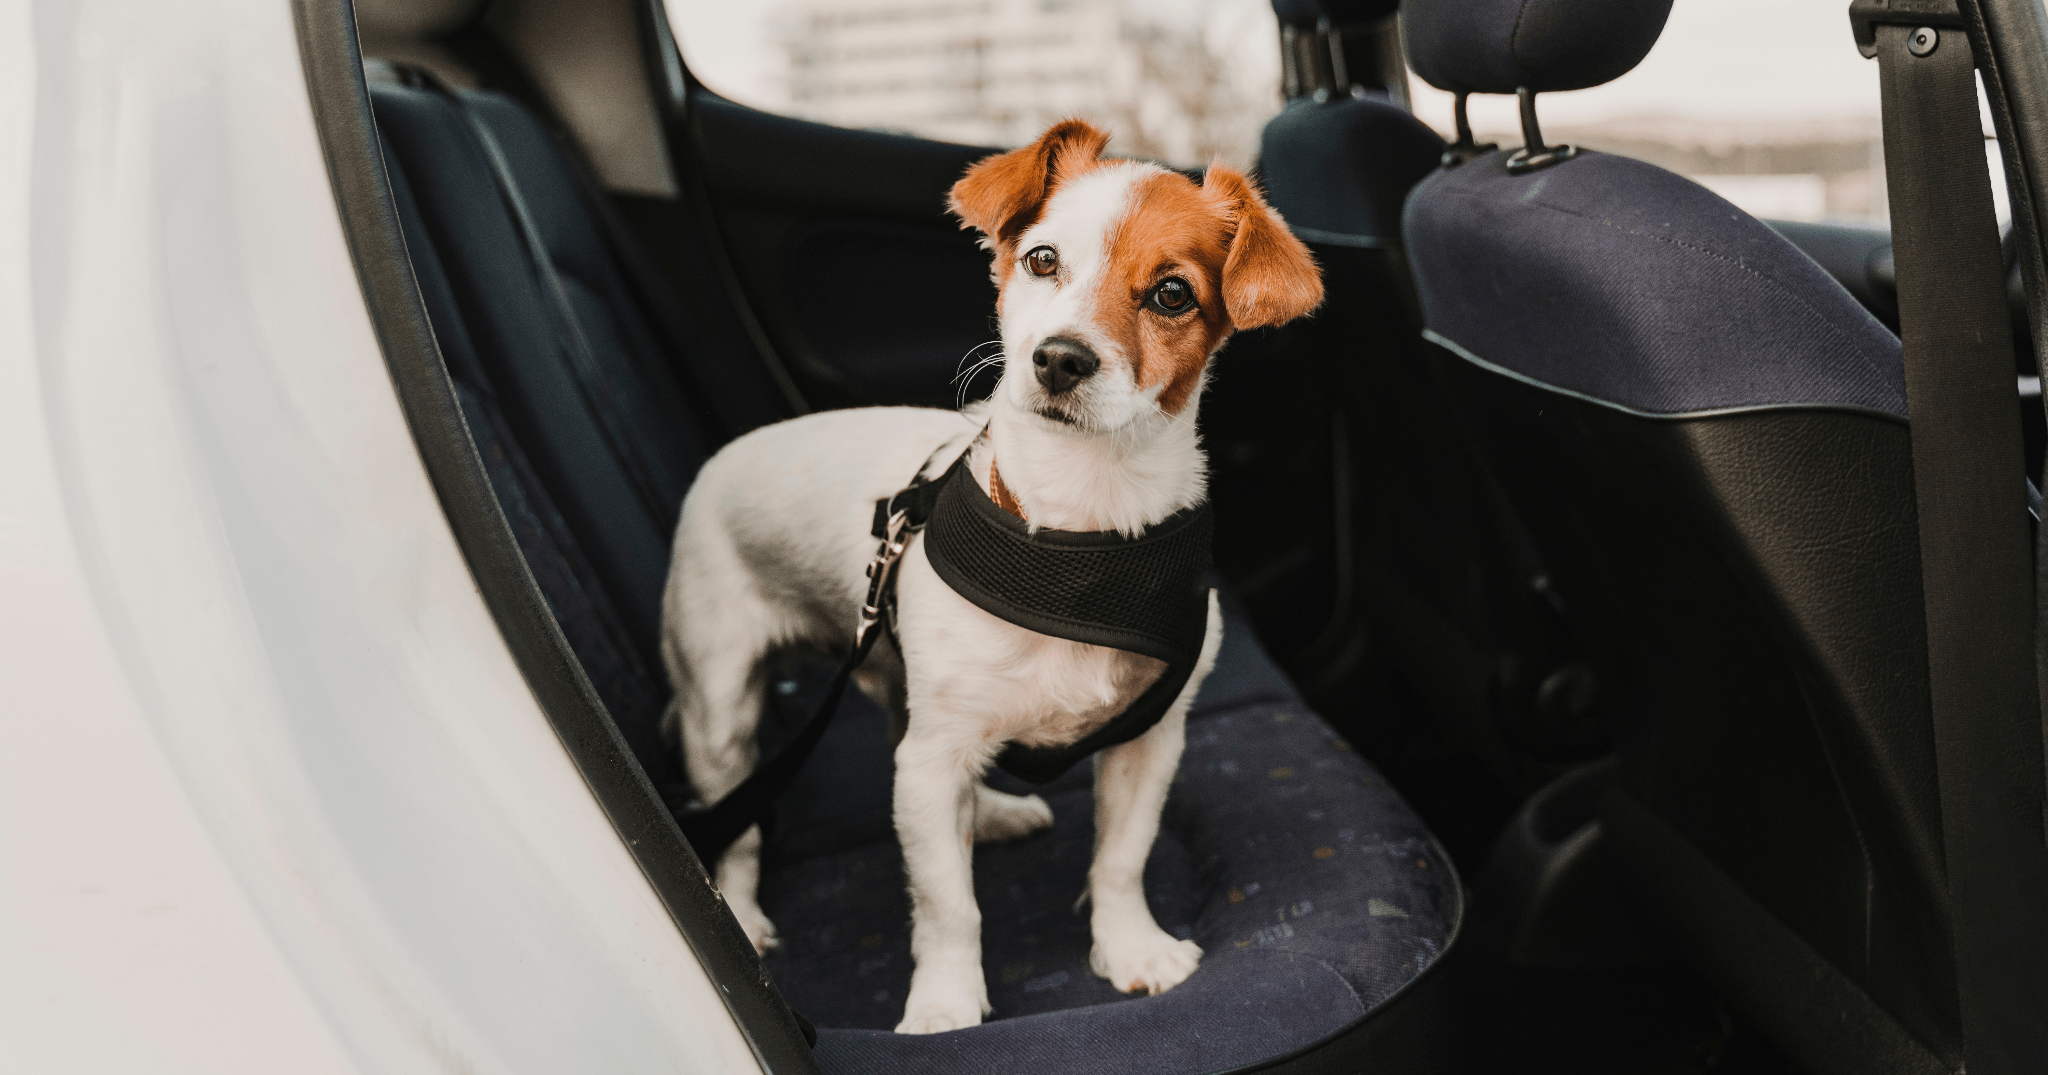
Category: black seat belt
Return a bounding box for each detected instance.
[1859,5,2048,1069]
[426,78,684,532]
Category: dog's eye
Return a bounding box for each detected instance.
[1025,246,1059,277]
[1149,278,1195,315]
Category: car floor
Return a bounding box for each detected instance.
[1321,670,1810,1074]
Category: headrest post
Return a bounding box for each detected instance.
[1281,23,1302,99]
[1440,92,1499,169]
[1504,86,1579,174]
[1517,86,1546,153]
[1310,19,1334,101]
[1323,18,1352,97]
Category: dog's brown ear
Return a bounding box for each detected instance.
[949,119,1112,247]
[1202,165,1323,330]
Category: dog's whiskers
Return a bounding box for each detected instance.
[953,341,1007,408]
[953,340,1003,377]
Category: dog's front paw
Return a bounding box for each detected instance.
[895,964,990,1034]
[728,899,781,955]
[894,1002,982,1035]
[1090,928,1202,996]
[974,788,1054,844]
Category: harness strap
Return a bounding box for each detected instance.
[674,622,881,863]
[1869,12,2048,1068]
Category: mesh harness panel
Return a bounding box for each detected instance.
[919,457,1215,782]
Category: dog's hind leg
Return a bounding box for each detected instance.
[665,535,783,954]
[973,785,1054,843]
[677,652,779,953]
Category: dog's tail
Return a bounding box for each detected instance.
[659,697,681,752]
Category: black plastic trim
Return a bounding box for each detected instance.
[289,4,817,1072]
[1976,0,2048,372]
[639,0,811,416]
[1605,791,1949,1075]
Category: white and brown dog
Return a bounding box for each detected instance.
[661,119,1322,1034]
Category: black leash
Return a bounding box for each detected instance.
[675,444,955,862]
[676,438,1213,862]
[1862,7,2048,1069]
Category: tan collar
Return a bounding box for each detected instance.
[988,457,1026,520]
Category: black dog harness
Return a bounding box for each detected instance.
[678,441,1214,861]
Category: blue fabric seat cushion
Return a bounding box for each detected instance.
[759,596,1459,1075]
[1402,150,1905,420]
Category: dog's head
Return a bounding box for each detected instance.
[950,120,1322,434]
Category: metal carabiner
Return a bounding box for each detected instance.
[855,508,913,649]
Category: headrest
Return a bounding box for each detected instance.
[1272,0,1400,28]
[1401,0,1673,94]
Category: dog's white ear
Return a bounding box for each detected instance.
[949,119,1111,247]
[1202,166,1323,331]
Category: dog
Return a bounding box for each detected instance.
[660,118,1322,1034]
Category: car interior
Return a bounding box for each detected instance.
[295,0,2048,1070]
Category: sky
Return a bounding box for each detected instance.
[666,0,1885,137]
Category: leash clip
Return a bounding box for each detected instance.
[855,508,914,649]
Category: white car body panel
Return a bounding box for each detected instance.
[0,2,759,1072]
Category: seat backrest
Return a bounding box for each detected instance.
[1250,0,1601,786]
[1398,3,1962,1072]
[366,73,792,809]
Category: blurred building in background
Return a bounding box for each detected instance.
[1554,117,1886,224]
[1423,99,1892,226]
[680,0,1898,226]
[769,0,1281,168]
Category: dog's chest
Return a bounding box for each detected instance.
[998,634,1163,749]
[897,557,1166,749]
[946,610,1163,745]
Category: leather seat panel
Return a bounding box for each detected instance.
[1435,353,1958,1057]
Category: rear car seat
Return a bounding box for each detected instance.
[366,71,1460,1073]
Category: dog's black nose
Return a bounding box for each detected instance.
[1032,337,1099,397]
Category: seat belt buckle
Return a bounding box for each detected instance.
[856,508,914,649]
